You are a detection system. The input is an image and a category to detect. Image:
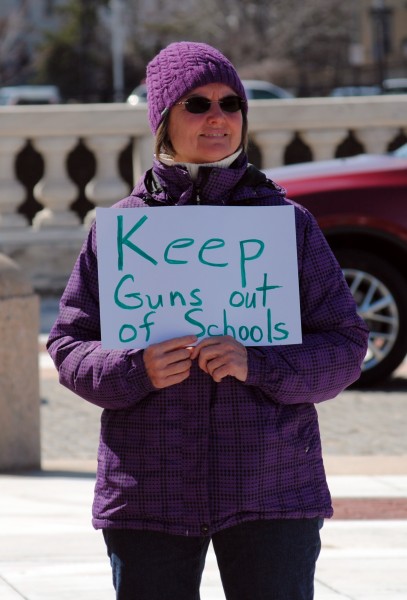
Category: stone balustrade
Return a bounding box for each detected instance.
[0,96,406,294]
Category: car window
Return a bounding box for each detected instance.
[252,90,279,100]
[250,89,281,100]
[393,143,407,158]
[0,86,60,105]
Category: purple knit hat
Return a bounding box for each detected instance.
[146,41,247,134]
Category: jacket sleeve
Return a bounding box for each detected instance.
[244,207,369,404]
[47,221,156,410]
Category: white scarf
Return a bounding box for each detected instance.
[158,149,242,180]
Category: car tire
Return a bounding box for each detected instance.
[334,249,407,387]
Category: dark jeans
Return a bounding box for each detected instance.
[103,518,323,600]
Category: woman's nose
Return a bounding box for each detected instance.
[206,101,225,119]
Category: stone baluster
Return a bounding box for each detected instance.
[0,137,27,228]
[84,135,130,225]
[32,136,79,228]
[356,127,398,154]
[301,129,347,161]
[132,135,154,181]
[251,131,293,168]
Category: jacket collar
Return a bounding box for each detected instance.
[136,151,249,206]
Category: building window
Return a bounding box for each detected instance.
[370,4,393,59]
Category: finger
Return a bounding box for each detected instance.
[161,357,192,377]
[190,338,226,362]
[148,356,192,387]
[144,352,192,383]
[144,335,196,384]
[159,335,198,352]
[158,370,191,388]
[148,335,198,359]
[210,365,229,383]
[204,356,227,379]
[191,336,223,356]
[164,346,194,365]
[152,368,192,389]
[201,349,248,382]
[195,343,243,371]
[196,348,223,374]
[144,338,196,368]
[191,335,245,359]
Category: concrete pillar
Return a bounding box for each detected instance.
[0,254,41,470]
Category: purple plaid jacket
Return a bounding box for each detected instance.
[47,152,368,536]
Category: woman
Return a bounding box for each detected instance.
[48,41,369,600]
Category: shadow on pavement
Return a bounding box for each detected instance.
[352,374,407,393]
[1,468,96,479]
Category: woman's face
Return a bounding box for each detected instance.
[168,83,244,164]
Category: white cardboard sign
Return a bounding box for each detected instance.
[96,206,302,349]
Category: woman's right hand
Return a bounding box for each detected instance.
[143,335,197,389]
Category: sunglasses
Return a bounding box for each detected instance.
[175,95,245,114]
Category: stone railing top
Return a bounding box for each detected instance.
[247,95,407,131]
[0,95,406,138]
[0,103,148,137]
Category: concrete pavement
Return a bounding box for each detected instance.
[1,464,407,599]
[0,307,406,599]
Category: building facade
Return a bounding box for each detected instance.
[360,0,407,79]
[1,1,407,95]
[0,0,65,86]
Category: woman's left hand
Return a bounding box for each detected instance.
[190,336,248,383]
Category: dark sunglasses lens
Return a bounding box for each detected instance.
[219,97,242,112]
[185,97,211,113]
[184,96,243,114]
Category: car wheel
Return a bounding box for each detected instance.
[334,249,407,387]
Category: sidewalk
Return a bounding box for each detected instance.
[0,318,406,599]
[1,462,407,599]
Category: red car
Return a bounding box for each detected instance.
[264,144,407,387]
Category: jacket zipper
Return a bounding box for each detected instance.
[195,187,201,205]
